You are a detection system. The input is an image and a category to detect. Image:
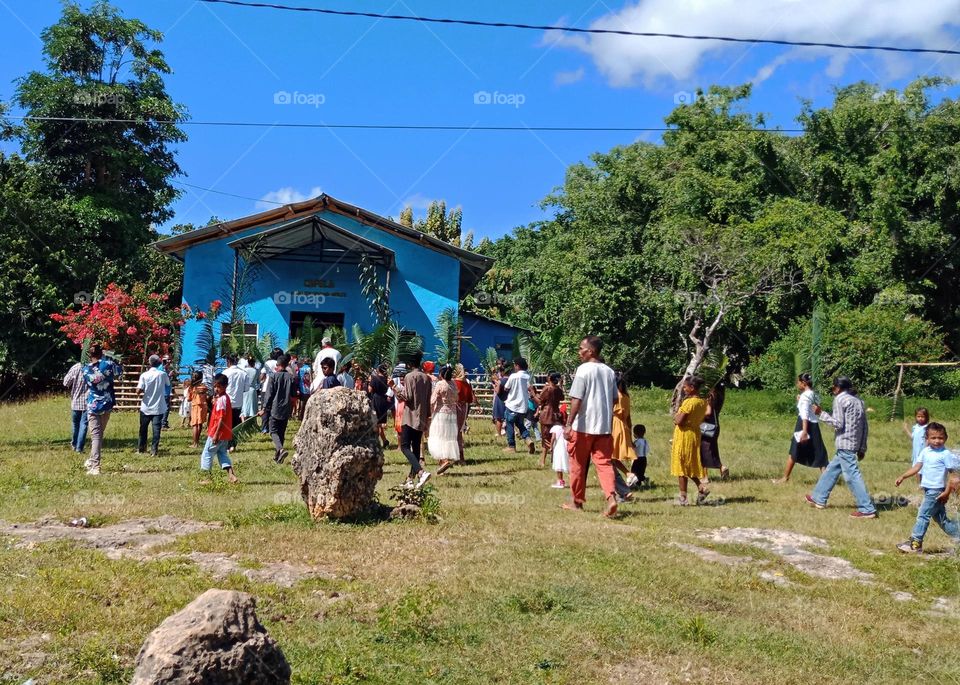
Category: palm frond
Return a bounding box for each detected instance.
[231,416,263,445]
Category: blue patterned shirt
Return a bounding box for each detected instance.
[83,359,123,414]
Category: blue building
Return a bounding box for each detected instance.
[155,194,520,370]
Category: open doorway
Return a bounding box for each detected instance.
[289,312,344,342]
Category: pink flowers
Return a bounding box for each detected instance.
[52,283,183,361]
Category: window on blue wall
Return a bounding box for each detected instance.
[221,322,258,344]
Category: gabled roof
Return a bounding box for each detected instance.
[153,193,494,296]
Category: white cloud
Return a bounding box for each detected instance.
[255,185,322,209]
[554,0,960,87]
[399,193,436,211]
[554,67,586,85]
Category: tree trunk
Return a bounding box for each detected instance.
[671,308,724,412]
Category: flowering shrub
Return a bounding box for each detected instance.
[51,283,184,361]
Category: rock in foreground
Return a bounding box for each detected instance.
[131,588,290,684]
[292,387,384,520]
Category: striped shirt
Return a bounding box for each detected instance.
[818,391,868,453]
[63,362,87,411]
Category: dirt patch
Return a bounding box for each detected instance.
[174,551,336,587]
[670,542,754,566]
[758,570,794,587]
[928,596,958,617]
[0,515,220,559]
[0,632,52,674]
[698,527,873,583]
[0,516,334,587]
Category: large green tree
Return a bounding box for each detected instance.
[0,1,186,393]
[478,80,960,384]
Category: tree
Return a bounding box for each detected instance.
[398,200,465,246]
[15,0,187,264]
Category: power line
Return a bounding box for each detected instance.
[196,0,960,57]
[10,115,806,133]
[175,180,286,204]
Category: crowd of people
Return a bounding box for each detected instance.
[62,333,959,553]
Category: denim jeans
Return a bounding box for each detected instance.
[200,437,232,471]
[811,449,876,514]
[71,409,89,452]
[911,488,960,543]
[138,412,163,454]
[614,469,632,497]
[504,409,530,448]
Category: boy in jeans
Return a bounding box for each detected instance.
[200,374,239,484]
[894,422,959,553]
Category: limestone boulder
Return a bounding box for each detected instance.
[131,588,290,684]
[292,387,384,520]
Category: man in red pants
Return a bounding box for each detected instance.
[563,335,619,518]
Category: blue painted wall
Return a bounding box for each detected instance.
[460,313,520,372]
[178,210,461,369]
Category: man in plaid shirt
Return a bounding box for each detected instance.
[806,376,878,518]
[63,360,88,452]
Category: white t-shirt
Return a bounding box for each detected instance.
[337,371,354,389]
[222,365,249,407]
[261,358,278,392]
[313,347,342,375]
[568,361,618,435]
[634,437,649,459]
[137,366,170,415]
[504,370,530,414]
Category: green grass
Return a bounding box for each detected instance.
[0,390,958,684]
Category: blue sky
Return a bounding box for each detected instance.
[2,0,960,241]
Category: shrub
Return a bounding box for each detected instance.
[745,303,949,397]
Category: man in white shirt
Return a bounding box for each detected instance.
[503,357,535,454]
[136,354,171,456]
[563,336,619,517]
[337,360,355,390]
[222,354,250,450]
[313,336,342,376]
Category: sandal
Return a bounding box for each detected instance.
[697,488,710,505]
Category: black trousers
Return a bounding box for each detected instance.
[400,425,423,477]
[631,457,648,482]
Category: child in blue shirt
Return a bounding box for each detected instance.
[894,422,959,553]
[902,407,929,465]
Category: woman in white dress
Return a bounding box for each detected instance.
[428,365,461,475]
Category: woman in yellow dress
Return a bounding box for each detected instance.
[671,375,710,505]
[610,374,634,500]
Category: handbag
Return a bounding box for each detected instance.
[699,421,717,439]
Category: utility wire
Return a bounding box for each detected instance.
[9,115,807,133]
[196,0,960,57]
[175,180,287,204]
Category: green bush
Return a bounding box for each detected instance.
[745,303,950,397]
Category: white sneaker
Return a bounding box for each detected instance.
[85,466,101,476]
[417,471,431,488]
[626,473,639,488]
[550,481,566,489]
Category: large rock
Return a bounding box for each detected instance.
[131,589,290,684]
[292,387,384,520]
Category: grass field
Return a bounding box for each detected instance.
[0,389,958,684]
